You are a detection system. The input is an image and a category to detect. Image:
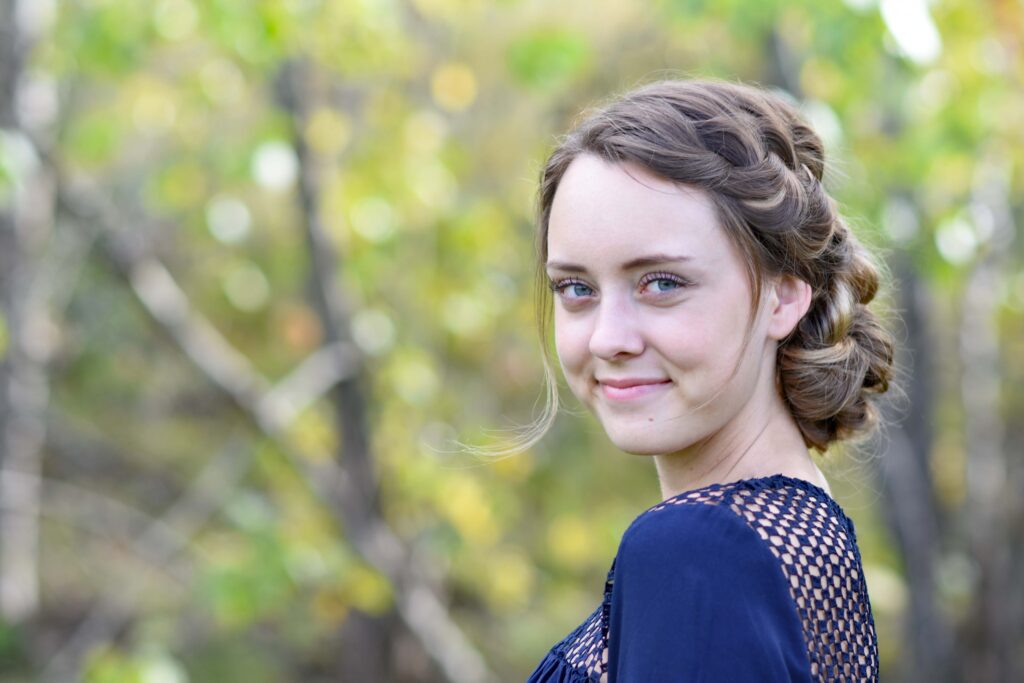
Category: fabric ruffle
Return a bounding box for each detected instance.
[525,651,598,683]
[527,557,615,681]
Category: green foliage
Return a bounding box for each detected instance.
[506,28,592,90]
[57,2,153,76]
[64,108,124,167]
[0,312,8,359]
[84,648,144,683]
[9,0,1022,679]
[0,622,28,675]
[84,647,188,683]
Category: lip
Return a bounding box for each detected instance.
[597,378,673,401]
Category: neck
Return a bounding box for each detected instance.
[652,364,827,501]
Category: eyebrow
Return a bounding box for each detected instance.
[545,253,693,273]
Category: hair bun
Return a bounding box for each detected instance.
[777,225,894,451]
[464,77,897,460]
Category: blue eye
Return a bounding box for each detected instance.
[639,272,691,294]
[549,278,593,299]
[549,272,692,302]
[647,278,678,292]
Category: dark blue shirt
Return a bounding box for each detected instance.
[526,474,879,682]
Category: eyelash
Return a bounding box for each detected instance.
[548,271,692,299]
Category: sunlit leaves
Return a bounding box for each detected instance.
[65,109,123,167]
[350,307,397,357]
[506,28,591,91]
[221,259,271,312]
[481,547,534,611]
[336,564,394,615]
[273,301,322,353]
[126,75,179,134]
[799,57,848,102]
[56,2,152,76]
[0,622,23,672]
[250,140,298,191]
[348,195,398,243]
[206,195,252,244]
[304,107,352,157]
[84,647,143,683]
[0,314,7,360]
[153,0,199,43]
[403,109,448,155]
[0,132,33,207]
[197,58,248,106]
[152,160,208,209]
[404,157,459,212]
[545,514,595,572]
[83,649,187,683]
[410,0,487,24]
[431,62,478,112]
[879,0,942,65]
[200,539,293,630]
[436,472,499,545]
[303,0,411,76]
[16,0,1024,680]
[489,447,534,483]
[386,348,441,407]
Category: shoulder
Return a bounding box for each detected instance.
[619,476,863,562]
[620,495,762,555]
[615,494,786,590]
[607,490,815,681]
[610,476,879,681]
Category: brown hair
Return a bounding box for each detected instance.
[461,77,894,457]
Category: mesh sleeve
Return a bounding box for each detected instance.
[606,501,813,682]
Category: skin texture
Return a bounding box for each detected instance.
[545,154,830,501]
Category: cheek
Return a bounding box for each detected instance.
[653,313,710,360]
[553,315,589,373]
[658,307,742,372]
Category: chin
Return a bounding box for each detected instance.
[603,423,694,456]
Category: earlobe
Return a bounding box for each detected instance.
[767,275,813,341]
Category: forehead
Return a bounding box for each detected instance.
[546,154,726,267]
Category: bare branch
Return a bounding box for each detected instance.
[0,469,194,584]
[959,150,1018,680]
[49,178,498,683]
[40,436,253,680]
[259,340,362,428]
[274,58,502,683]
[0,0,56,624]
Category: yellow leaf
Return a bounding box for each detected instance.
[286,408,336,460]
[343,564,394,615]
[312,588,350,625]
[431,62,477,112]
[438,473,499,545]
[546,514,594,571]
[482,547,534,611]
[491,448,533,482]
[305,107,352,156]
[0,312,8,359]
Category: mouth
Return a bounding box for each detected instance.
[598,379,673,401]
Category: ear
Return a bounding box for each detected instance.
[766,274,813,341]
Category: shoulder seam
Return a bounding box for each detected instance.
[621,492,787,562]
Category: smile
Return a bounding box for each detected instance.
[599,380,673,401]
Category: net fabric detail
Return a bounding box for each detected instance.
[527,562,615,683]
[726,480,878,681]
[527,475,878,683]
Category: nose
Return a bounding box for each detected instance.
[588,295,645,360]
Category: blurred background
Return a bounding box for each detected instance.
[0,0,1021,681]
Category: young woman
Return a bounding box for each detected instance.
[522,78,894,682]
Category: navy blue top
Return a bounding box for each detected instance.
[526,474,879,682]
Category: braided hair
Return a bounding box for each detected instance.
[532,78,894,453]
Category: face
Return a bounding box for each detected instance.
[545,154,776,456]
